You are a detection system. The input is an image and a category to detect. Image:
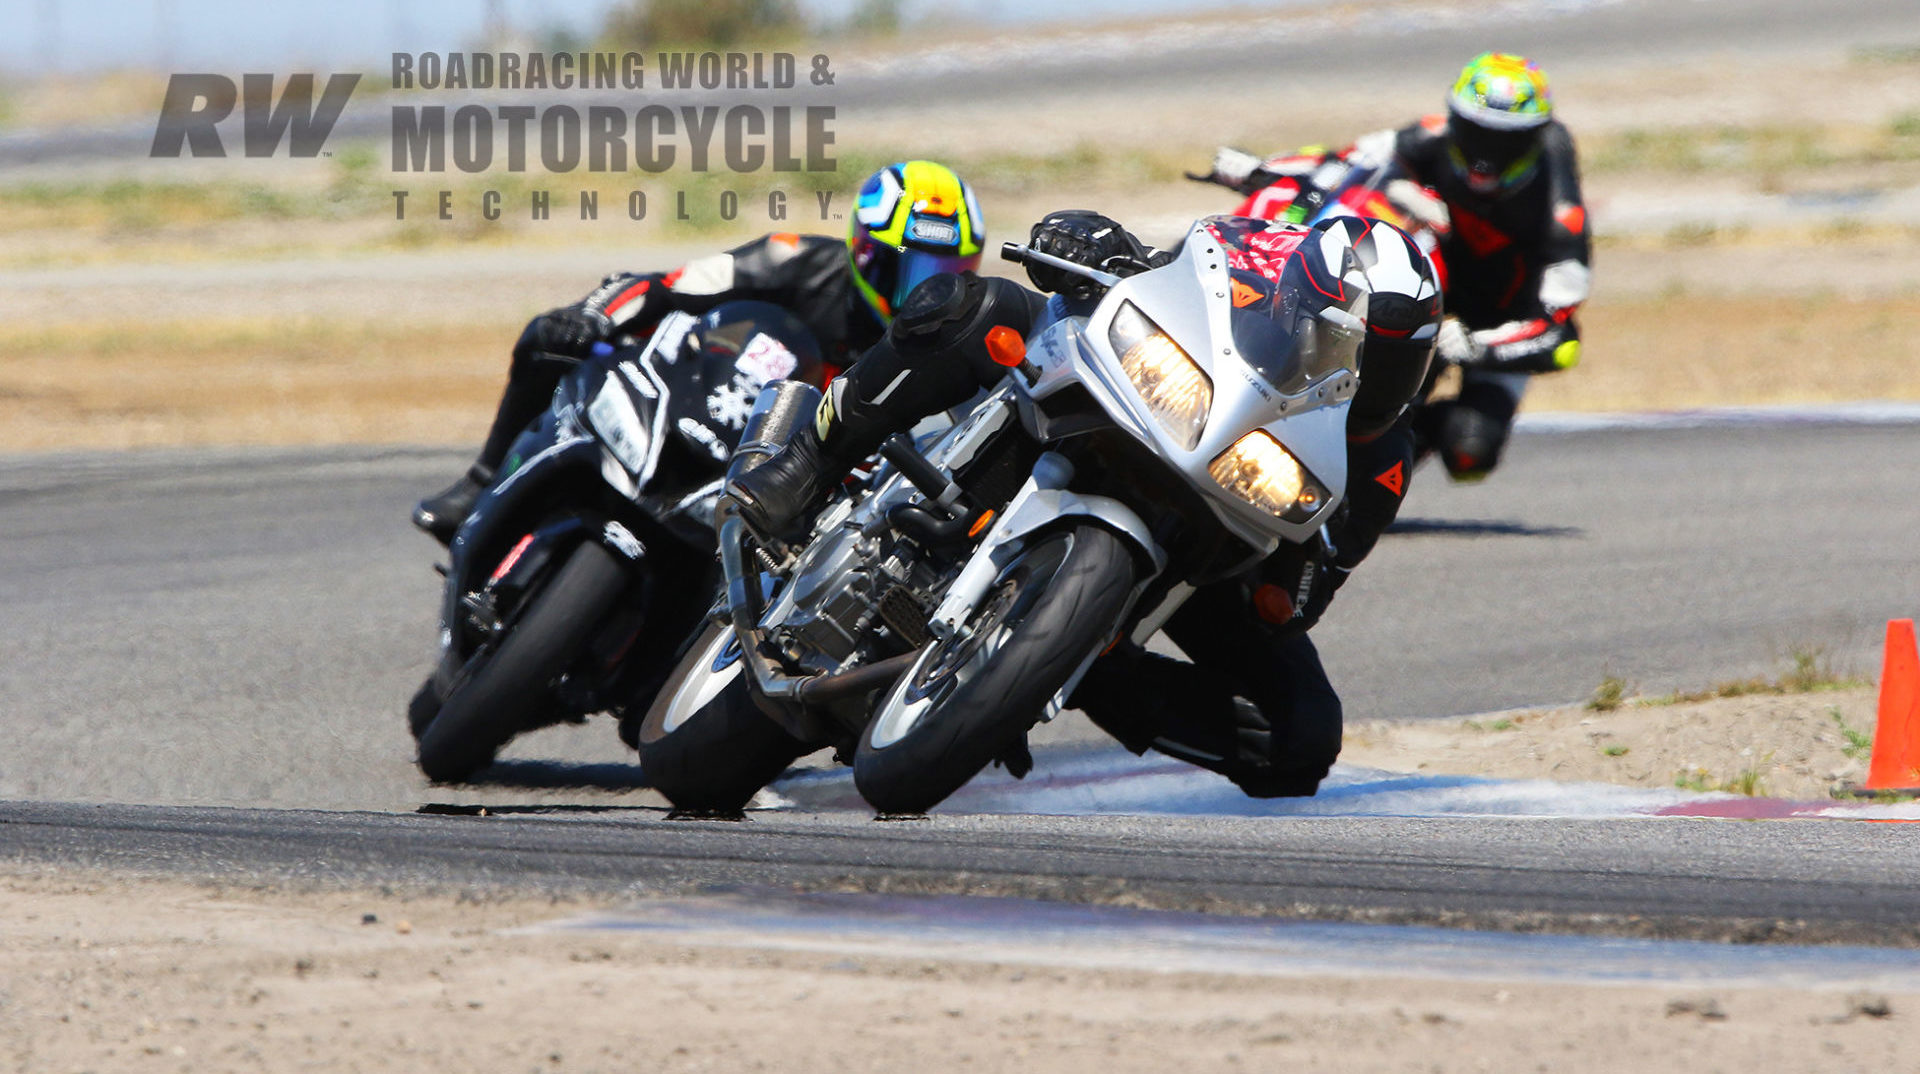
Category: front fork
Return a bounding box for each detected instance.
[921,451,1168,720]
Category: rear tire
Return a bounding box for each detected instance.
[637,623,809,811]
[853,525,1135,814]
[416,542,629,783]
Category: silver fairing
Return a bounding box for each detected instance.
[1013,219,1358,552]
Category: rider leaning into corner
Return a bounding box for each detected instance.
[726,208,1442,798]
[1207,52,1590,481]
[412,161,988,542]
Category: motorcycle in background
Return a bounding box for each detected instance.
[1190,142,1450,289]
[408,302,825,783]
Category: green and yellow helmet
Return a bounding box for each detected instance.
[848,161,985,323]
[1445,53,1553,196]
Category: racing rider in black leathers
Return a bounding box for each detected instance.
[725,209,1442,797]
[413,161,988,542]
[1206,51,1589,481]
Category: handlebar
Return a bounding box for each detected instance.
[998,242,1123,289]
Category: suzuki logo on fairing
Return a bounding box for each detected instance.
[151,74,360,157]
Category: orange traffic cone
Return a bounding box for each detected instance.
[1864,619,1920,791]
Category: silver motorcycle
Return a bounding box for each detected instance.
[638,215,1371,814]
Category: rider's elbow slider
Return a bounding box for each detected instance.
[889,272,1041,385]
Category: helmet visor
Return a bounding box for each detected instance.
[892,248,981,308]
[1449,117,1541,174]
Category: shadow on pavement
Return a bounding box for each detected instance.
[448,758,651,791]
[1386,518,1583,539]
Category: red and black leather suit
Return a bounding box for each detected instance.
[1392,115,1591,477]
[1233,116,1591,479]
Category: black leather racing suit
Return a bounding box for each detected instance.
[1070,415,1416,797]
[774,215,1431,797]
[472,233,882,475]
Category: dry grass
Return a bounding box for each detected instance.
[1525,292,1920,413]
[0,317,515,451]
[6,47,1920,452]
[5,285,1920,452]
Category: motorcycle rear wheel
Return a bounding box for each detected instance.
[853,524,1134,814]
[636,623,810,812]
[416,541,629,783]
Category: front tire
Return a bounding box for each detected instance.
[407,678,442,741]
[853,525,1135,814]
[636,623,810,811]
[416,541,629,783]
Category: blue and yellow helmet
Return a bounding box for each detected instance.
[848,161,985,323]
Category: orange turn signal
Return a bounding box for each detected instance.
[986,325,1027,368]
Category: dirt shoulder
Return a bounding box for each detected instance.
[3,867,1912,1074]
[1344,686,1885,802]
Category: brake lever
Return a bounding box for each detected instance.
[998,242,1123,289]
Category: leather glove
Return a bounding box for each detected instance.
[1346,130,1396,172]
[1208,146,1264,190]
[520,304,613,363]
[1025,210,1147,299]
[1434,319,1485,367]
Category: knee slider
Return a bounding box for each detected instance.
[1437,402,1512,479]
[1233,765,1330,799]
[1438,410,1501,477]
[889,273,1038,385]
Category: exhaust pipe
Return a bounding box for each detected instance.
[716,380,919,705]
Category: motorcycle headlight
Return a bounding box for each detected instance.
[1110,302,1211,450]
[587,372,652,474]
[1208,431,1330,522]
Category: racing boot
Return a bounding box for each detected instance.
[725,379,891,539]
[412,463,494,544]
[412,365,557,544]
[729,272,1036,537]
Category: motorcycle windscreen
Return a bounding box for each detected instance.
[1227,258,1367,398]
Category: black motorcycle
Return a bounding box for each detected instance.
[408,301,826,782]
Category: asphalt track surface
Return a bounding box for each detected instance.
[5,798,1920,944]
[2,418,1918,937]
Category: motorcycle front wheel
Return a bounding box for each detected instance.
[416,541,629,783]
[853,524,1135,814]
[636,622,811,811]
